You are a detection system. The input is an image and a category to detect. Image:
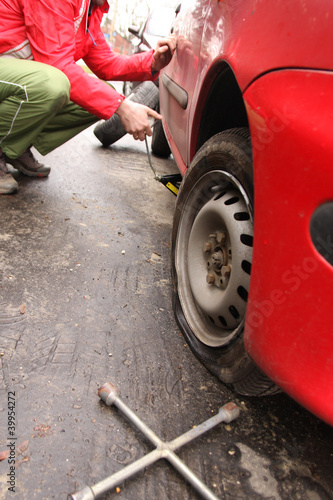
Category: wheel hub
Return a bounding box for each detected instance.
[184,187,253,345]
[205,232,230,288]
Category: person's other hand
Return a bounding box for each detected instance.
[115,99,162,141]
[151,34,177,73]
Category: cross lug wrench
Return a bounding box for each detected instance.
[68,381,240,500]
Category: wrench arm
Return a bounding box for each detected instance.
[68,382,240,500]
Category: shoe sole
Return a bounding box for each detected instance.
[0,186,18,194]
[12,164,50,177]
[4,157,50,177]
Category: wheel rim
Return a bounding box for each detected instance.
[176,170,253,347]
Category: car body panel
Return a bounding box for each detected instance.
[160,0,333,424]
[161,0,333,167]
[243,69,333,425]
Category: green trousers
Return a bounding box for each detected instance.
[0,58,100,159]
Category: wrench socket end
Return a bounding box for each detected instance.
[67,485,95,500]
[219,402,240,423]
[98,382,120,406]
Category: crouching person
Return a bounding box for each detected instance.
[0,0,176,194]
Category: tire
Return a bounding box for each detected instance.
[152,114,171,158]
[122,81,133,96]
[93,81,160,147]
[172,128,279,396]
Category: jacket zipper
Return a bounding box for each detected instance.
[86,0,97,46]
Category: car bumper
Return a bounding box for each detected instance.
[243,69,333,425]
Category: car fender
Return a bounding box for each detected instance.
[243,68,333,425]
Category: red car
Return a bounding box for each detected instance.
[159,0,333,425]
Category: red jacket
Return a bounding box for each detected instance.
[0,0,158,120]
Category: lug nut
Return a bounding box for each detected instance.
[216,232,227,244]
[206,273,215,285]
[203,241,212,253]
[221,265,231,277]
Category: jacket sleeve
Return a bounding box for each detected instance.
[82,27,157,83]
[24,1,157,120]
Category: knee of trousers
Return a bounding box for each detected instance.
[37,65,71,113]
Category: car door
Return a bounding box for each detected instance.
[160,0,208,168]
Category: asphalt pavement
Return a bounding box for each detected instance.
[0,93,332,500]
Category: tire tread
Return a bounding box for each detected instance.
[94,81,159,147]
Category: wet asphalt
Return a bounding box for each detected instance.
[0,87,333,500]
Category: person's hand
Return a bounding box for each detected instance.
[151,34,177,73]
[115,99,162,141]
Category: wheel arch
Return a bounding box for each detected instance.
[191,62,250,159]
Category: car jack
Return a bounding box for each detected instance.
[145,136,182,196]
[68,381,240,500]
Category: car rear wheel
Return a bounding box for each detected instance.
[172,128,279,396]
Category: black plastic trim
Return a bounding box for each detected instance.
[161,73,188,109]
